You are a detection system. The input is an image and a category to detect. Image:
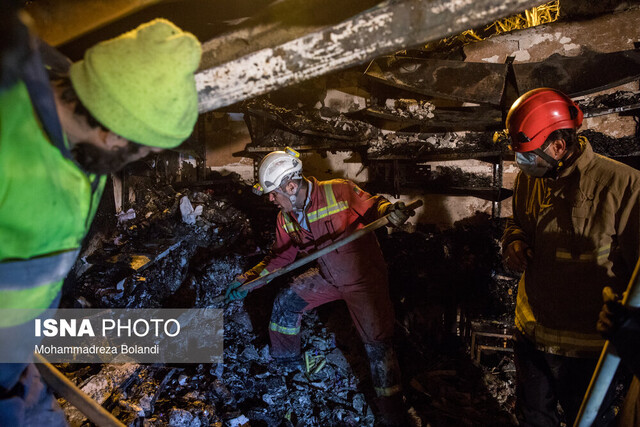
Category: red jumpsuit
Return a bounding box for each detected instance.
[239,177,401,398]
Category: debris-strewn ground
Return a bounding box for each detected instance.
[60,173,519,426]
[382,99,436,120]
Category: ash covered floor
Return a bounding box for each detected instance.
[58,172,519,427]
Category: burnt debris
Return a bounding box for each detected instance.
[58,171,519,426]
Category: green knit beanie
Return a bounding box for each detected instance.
[70,18,201,148]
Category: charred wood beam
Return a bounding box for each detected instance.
[196,0,546,112]
[579,91,640,118]
[35,355,126,427]
[362,105,503,131]
[365,49,640,105]
[366,56,509,105]
[240,140,369,154]
[198,0,384,69]
[61,363,141,426]
[367,151,505,161]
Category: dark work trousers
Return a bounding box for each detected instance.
[0,293,67,427]
[269,267,402,397]
[514,332,618,427]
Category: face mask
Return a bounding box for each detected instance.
[515,151,553,178]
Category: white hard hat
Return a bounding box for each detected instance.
[253,147,302,195]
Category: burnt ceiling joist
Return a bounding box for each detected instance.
[195,0,547,112]
[365,47,640,104]
[28,0,638,114]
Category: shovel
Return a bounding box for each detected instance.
[574,254,640,426]
[210,199,423,305]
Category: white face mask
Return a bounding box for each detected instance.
[515,146,557,178]
[515,152,549,177]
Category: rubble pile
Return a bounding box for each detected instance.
[245,98,377,143]
[58,288,381,425]
[426,166,493,188]
[58,292,517,426]
[479,356,517,412]
[368,132,498,157]
[383,98,436,120]
[578,90,640,111]
[257,128,368,152]
[67,178,259,309]
[581,129,640,158]
[405,354,517,426]
[60,176,519,426]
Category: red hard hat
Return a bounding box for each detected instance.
[505,88,583,153]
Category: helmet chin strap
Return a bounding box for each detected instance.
[281,176,304,211]
[533,147,566,179]
[290,181,304,211]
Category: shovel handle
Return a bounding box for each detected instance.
[212,199,423,305]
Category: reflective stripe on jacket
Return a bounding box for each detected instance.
[503,139,640,357]
[0,80,106,327]
[240,177,391,286]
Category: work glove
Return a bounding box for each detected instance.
[386,201,411,228]
[224,280,248,302]
[503,240,533,273]
[597,286,628,339]
[597,286,640,377]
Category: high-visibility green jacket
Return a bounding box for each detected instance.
[502,139,640,357]
[0,79,106,327]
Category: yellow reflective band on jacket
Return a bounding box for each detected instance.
[374,384,402,397]
[282,213,302,234]
[307,184,349,223]
[0,279,63,328]
[269,322,300,335]
[515,276,605,355]
[555,245,611,262]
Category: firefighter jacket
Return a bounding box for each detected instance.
[0,75,105,328]
[502,139,640,357]
[240,177,392,286]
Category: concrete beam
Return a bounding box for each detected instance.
[196,0,546,112]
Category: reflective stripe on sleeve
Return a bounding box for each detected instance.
[555,245,611,262]
[0,249,79,290]
[374,384,402,397]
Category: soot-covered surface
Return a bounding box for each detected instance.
[60,174,518,426]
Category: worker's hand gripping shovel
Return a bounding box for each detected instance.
[211,199,423,306]
[574,254,640,426]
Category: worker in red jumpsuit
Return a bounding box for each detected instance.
[225,147,413,425]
